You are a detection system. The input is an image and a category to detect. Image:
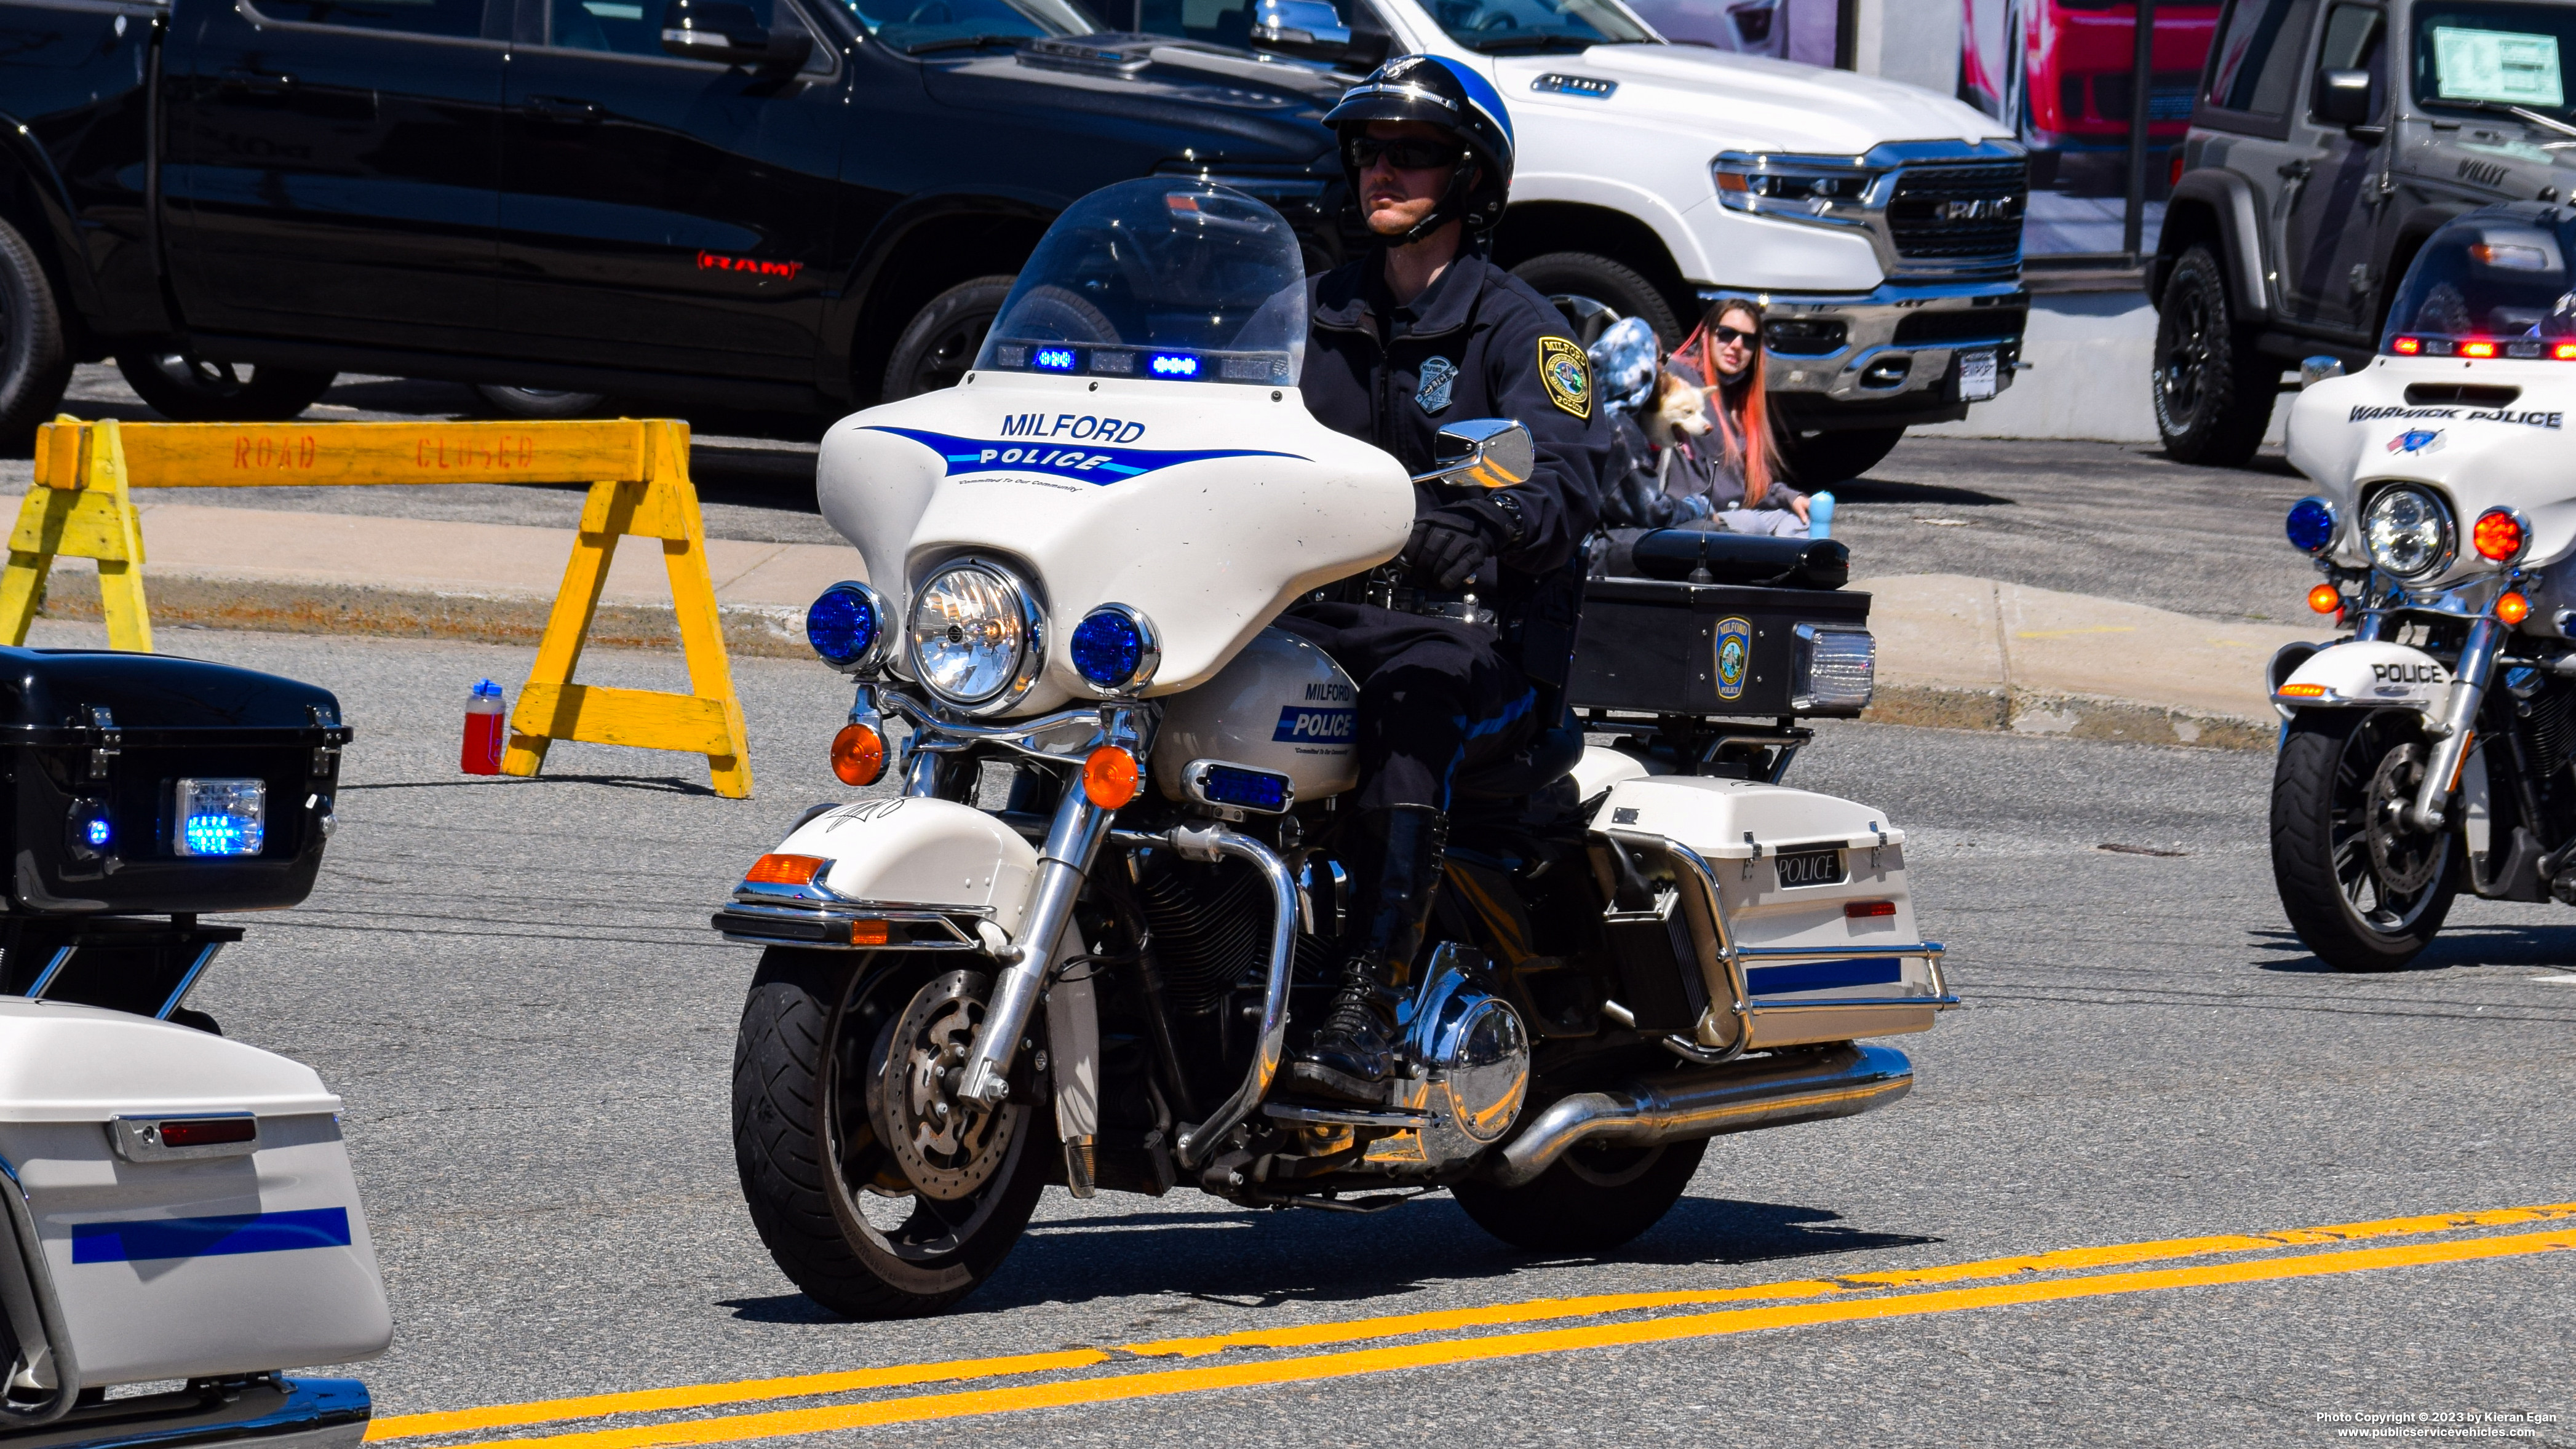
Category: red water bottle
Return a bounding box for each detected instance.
[463,678,506,775]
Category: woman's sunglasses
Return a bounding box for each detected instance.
[1711,324,1759,346]
[1345,135,1465,171]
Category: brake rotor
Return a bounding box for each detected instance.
[2365,742,2443,895]
[870,970,1017,1202]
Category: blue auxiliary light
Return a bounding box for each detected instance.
[1201,764,1290,813]
[1070,605,1158,691]
[806,581,885,672]
[2286,497,2337,554]
[172,777,266,859]
[84,817,111,849]
[1147,352,1201,378]
[1033,347,1079,372]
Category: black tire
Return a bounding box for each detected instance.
[475,384,610,419]
[882,274,1017,401]
[2152,244,2279,466]
[2270,709,2459,972]
[1780,425,1905,486]
[0,213,74,455]
[733,947,1051,1318]
[116,347,335,423]
[1509,252,1682,349]
[1452,1135,1706,1252]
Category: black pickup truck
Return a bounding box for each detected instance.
[0,0,1351,441]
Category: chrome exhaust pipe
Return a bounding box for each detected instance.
[1484,1043,1913,1188]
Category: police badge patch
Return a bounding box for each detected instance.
[1416,355,1457,415]
[1538,336,1591,418]
[1714,616,1752,701]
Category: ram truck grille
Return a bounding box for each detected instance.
[1885,163,2028,263]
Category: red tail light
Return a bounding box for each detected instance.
[2462,340,2498,359]
[1844,900,1896,919]
[2393,336,2423,355]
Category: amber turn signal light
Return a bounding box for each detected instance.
[1083,745,1142,808]
[2278,683,2328,698]
[2473,508,2527,562]
[2498,592,2532,625]
[2307,584,2342,615]
[831,723,886,787]
[848,919,890,947]
[746,852,827,886]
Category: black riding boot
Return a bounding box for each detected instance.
[1290,804,1449,1103]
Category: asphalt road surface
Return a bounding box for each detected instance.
[38,608,2569,1448]
[13,365,2323,625]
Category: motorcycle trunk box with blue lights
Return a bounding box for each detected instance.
[1570,578,1874,719]
[0,648,348,924]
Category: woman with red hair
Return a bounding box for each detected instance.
[1670,296,1811,537]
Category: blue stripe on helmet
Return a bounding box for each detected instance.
[1425,55,1514,159]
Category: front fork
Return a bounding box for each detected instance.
[955,790,1113,1106]
[2407,615,2505,833]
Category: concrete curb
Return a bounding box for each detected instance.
[1865,683,2277,751]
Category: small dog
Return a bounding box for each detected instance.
[1641,371,1712,449]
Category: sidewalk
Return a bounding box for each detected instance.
[25,506,2305,748]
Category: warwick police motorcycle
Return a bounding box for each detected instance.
[714,178,1956,1318]
[2268,202,2576,972]
[0,650,389,1446]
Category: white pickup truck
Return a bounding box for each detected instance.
[1250,0,2032,480]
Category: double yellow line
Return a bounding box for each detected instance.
[373,1201,2576,1448]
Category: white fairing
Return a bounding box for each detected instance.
[2288,359,2576,585]
[815,373,1412,717]
[0,1001,391,1386]
[773,797,1041,934]
[1152,627,1359,803]
[2275,640,2452,716]
[1593,776,1941,1046]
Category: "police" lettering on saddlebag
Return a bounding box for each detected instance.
[1274,706,1355,742]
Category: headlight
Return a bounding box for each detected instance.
[1069,604,1160,694]
[2362,486,2455,579]
[806,581,889,675]
[1712,152,1880,226]
[907,561,1043,710]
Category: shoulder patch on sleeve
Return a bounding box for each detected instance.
[1538,336,1592,418]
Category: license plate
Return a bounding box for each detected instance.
[174,777,266,857]
[1775,848,1846,888]
[1959,349,1998,402]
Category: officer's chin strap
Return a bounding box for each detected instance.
[1394,155,1481,247]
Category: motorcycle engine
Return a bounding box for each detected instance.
[1386,947,1531,1172]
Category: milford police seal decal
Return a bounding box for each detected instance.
[1714,616,1752,701]
[1538,336,1591,418]
[1416,355,1457,415]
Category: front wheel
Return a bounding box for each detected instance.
[2151,245,2278,466]
[1509,252,1682,349]
[2270,709,2459,972]
[1452,1135,1705,1252]
[733,949,1051,1318]
[116,347,335,423]
[881,274,1016,401]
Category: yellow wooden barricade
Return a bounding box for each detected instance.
[4,415,752,798]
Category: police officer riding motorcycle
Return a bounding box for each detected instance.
[1281,54,1612,1105]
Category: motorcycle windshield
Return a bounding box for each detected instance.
[2383,215,2576,354]
[972,178,1307,389]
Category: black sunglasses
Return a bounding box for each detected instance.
[1344,135,1465,170]
[1711,324,1759,345]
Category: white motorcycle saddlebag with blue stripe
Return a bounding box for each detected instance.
[0,1000,391,1390]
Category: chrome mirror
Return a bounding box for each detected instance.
[1251,0,1353,59]
[1411,418,1535,491]
[2299,355,2347,388]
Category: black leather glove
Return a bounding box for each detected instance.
[1404,500,1509,590]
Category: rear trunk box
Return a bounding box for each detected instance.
[1570,579,1873,719]
[0,1001,391,1389]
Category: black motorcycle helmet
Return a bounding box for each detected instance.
[1324,54,1516,245]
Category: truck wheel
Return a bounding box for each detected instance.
[882,275,1017,401]
[1781,426,1904,485]
[475,384,609,419]
[1510,253,1682,348]
[0,215,74,455]
[116,348,335,423]
[2270,709,2458,972]
[733,947,1051,1319]
[2152,245,2278,467]
[1452,1136,1705,1252]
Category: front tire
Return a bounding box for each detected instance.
[1452,1136,1705,1252]
[733,948,1050,1318]
[2152,244,2278,466]
[2270,709,2460,972]
[0,214,73,455]
[1510,252,1682,349]
[881,275,1016,401]
[116,347,335,423]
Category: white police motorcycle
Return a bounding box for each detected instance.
[2273,202,2576,971]
[714,178,1953,1319]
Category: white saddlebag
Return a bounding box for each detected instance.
[0,1000,391,1390]
[1591,772,1950,1050]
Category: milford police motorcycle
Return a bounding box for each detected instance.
[713,177,1955,1318]
[0,650,389,1443]
[2272,202,2576,972]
